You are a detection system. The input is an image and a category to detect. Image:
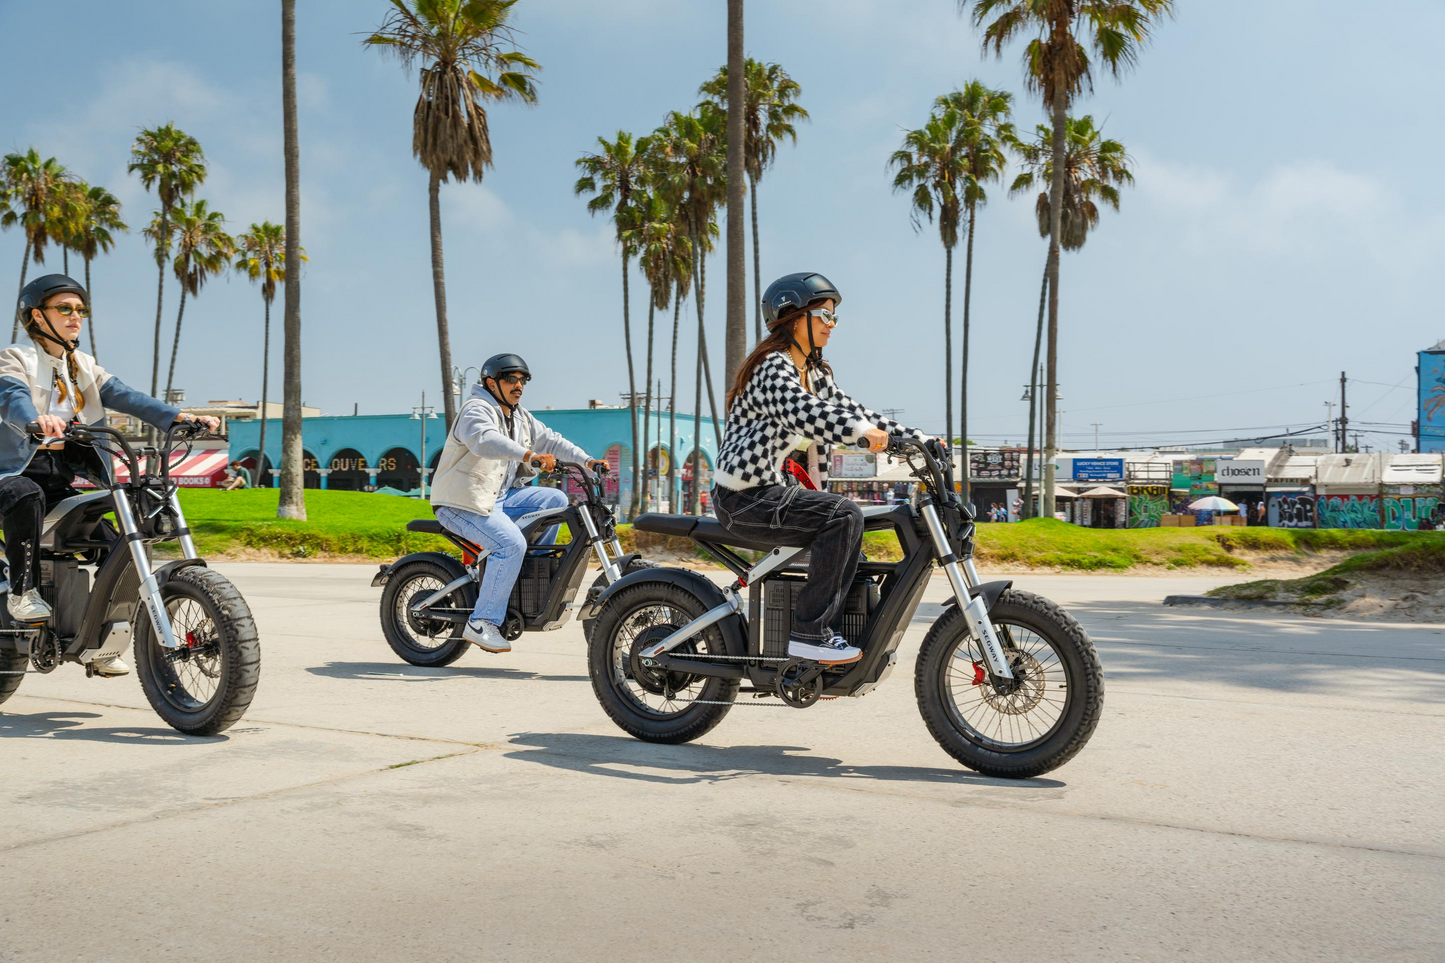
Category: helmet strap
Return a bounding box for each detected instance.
[786,315,823,370]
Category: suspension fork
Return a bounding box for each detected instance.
[111,491,181,650]
[579,506,622,583]
[919,503,1013,680]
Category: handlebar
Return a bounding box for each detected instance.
[24,419,210,490]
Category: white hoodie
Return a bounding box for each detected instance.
[429,385,590,516]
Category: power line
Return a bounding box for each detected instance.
[1061,378,1336,414]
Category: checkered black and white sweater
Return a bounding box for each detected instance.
[713,350,926,492]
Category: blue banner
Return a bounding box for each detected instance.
[1072,458,1125,481]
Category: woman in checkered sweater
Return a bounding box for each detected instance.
[712,272,927,665]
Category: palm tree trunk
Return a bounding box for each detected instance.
[642,297,656,511]
[164,279,189,402]
[723,0,747,387]
[1023,266,1047,519]
[62,246,68,276]
[695,240,721,447]
[258,294,272,486]
[427,171,457,429]
[150,210,169,398]
[620,253,639,516]
[277,0,307,520]
[669,287,681,512]
[750,172,761,344]
[692,307,703,515]
[960,203,975,507]
[84,256,96,358]
[1043,85,1067,520]
[943,244,953,469]
[13,238,32,340]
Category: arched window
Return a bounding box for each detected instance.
[326,448,370,491]
[376,447,420,493]
[302,450,322,489]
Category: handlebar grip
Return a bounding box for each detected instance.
[24,422,42,435]
[529,459,545,469]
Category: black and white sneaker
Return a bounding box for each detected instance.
[787,634,862,665]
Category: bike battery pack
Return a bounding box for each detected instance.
[41,559,91,639]
[760,574,880,659]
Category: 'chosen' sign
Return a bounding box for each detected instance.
[1215,459,1265,484]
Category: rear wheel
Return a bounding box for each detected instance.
[0,602,25,705]
[380,559,474,667]
[134,568,261,736]
[915,590,1103,778]
[587,581,738,744]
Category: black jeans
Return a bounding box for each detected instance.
[0,447,97,594]
[712,484,863,641]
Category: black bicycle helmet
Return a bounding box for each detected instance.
[761,272,841,329]
[17,273,88,331]
[480,353,530,383]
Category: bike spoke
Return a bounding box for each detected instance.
[941,620,1069,752]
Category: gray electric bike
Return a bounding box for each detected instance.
[0,421,260,736]
[582,437,1104,778]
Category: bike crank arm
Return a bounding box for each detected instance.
[919,503,1013,680]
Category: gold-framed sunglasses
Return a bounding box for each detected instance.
[45,303,90,319]
[807,308,839,327]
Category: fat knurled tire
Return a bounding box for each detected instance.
[915,589,1103,778]
[134,567,260,737]
[380,560,473,667]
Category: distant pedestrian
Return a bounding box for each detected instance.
[1256,501,1267,525]
[220,460,250,491]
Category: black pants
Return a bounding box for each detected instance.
[712,484,864,641]
[0,448,93,594]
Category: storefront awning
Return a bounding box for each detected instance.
[1078,486,1127,498]
[1382,453,1443,486]
[111,450,232,487]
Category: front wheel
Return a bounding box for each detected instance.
[915,589,1103,778]
[0,607,25,706]
[587,581,738,744]
[134,567,261,736]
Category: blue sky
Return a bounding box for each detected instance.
[0,0,1437,451]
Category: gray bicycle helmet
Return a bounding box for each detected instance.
[761,272,841,329]
[480,353,530,383]
[18,274,87,331]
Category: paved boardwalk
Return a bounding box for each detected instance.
[2,563,1440,962]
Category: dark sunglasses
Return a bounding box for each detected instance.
[498,373,529,386]
[45,303,90,319]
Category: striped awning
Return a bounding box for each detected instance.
[111,450,232,487]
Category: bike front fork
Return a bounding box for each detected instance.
[919,503,1014,680]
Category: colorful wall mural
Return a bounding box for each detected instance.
[1420,350,1445,453]
[1314,494,1381,530]
[1127,484,1169,528]
[1381,491,1443,530]
[1267,491,1316,528]
[1171,458,1218,496]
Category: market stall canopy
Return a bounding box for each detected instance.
[112,450,232,488]
[1079,486,1127,498]
[1381,453,1443,486]
[1315,452,1386,494]
[1188,495,1239,512]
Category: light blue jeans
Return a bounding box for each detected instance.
[434,485,570,626]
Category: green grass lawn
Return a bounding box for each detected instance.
[171,489,1442,571]
[1207,539,1445,602]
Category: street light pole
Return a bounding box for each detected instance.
[411,390,438,499]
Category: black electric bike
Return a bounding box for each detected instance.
[374,461,650,666]
[0,421,260,736]
[582,437,1103,778]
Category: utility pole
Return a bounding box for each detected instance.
[1324,401,1335,453]
[1091,422,1102,452]
[1339,371,1348,453]
[412,391,437,499]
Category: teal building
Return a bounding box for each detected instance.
[226,406,718,516]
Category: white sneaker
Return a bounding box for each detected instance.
[787,634,862,665]
[90,656,130,677]
[463,619,511,653]
[7,589,51,623]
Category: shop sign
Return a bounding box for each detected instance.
[831,452,877,478]
[1173,457,1218,495]
[969,448,1023,479]
[1072,458,1124,481]
[1215,459,1265,485]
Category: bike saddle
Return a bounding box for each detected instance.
[405,519,445,535]
[631,513,782,552]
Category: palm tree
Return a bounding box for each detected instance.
[933,82,1014,506]
[365,0,540,429]
[968,0,1173,517]
[69,184,127,358]
[2,149,72,339]
[235,222,303,483]
[721,0,747,384]
[701,58,808,343]
[574,131,649,513]
[128,124,207,400]
[652,108,726,510]
[625,190,693,511]
[279,0,306,519]
[144,200,234,404]
[889,110,967,457]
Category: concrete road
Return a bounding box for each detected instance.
[1,562,1440,962]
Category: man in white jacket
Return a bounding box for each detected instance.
[430,353,605,653]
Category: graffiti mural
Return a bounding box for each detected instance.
[1382,495,1442,530]
[1268,491,1316,529]
[1315,494,1381,530]
[1420,350,1445,453]
[1127,484,1169,528]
